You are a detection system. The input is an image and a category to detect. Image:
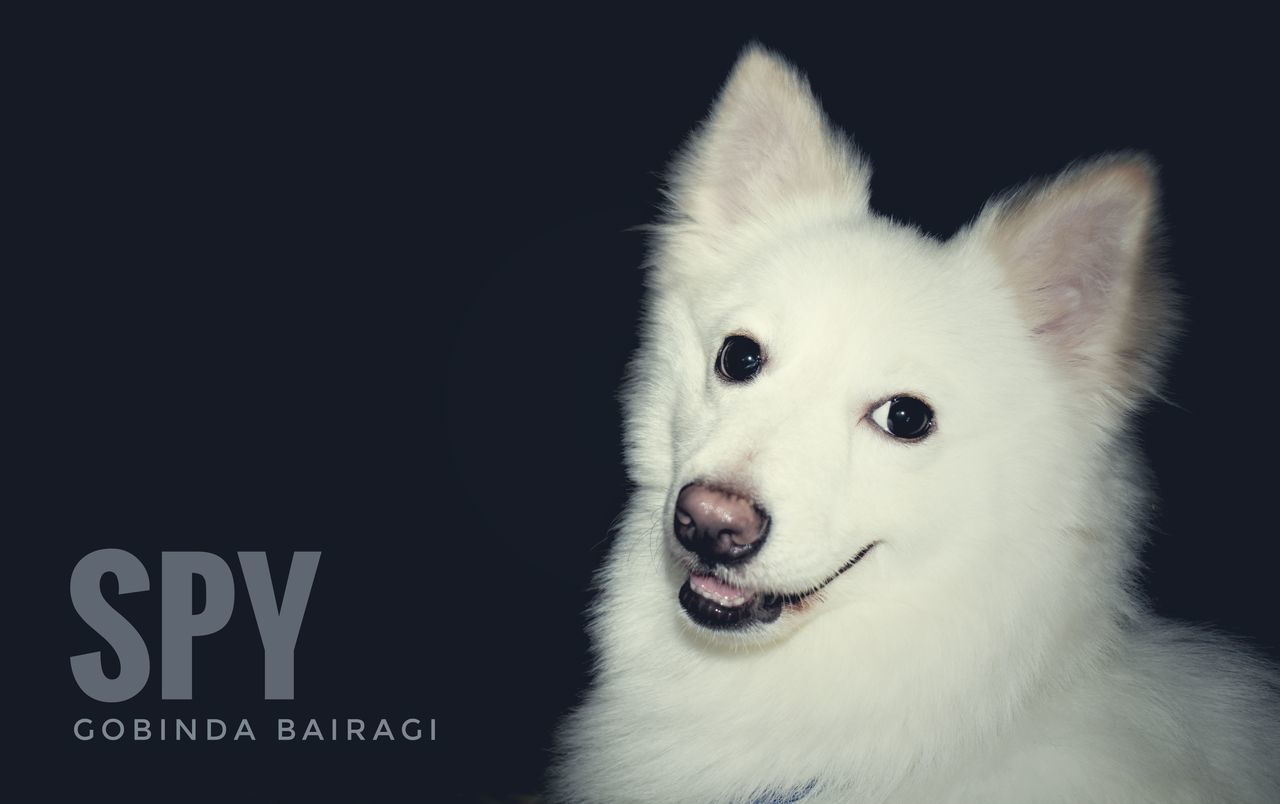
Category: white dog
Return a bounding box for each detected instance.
[550,44,1280,803]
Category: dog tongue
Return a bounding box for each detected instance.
[690,572,750,604]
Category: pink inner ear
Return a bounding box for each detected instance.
[1015,195,1142,349]
[1033,280,1085,336]
[670,47,871,231]
[706,106,794,224]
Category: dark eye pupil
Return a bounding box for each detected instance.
[717,336,763,382]
[887,397,932,439]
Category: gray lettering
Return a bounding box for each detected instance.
[238,551,320,700]
[161,552,235,699]
[70,549,150,702]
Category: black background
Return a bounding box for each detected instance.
[20,8,1279,801]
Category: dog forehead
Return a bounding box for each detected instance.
[738,224,970,333]
[691,223,1029,402]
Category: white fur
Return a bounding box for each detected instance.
[549,44,1280,803]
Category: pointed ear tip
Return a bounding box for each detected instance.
[728,41,799,84]
[737,40,782,64]
[1110,153,1158,182]
[1082,153,1160,200]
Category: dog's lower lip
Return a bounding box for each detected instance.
[678,542,879,629]
[678,575,781,629]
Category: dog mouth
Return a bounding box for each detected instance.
[677,542,878,630]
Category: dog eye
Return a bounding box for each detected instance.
[716,336,763,382]
[870,396,934,440]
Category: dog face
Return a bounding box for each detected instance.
[624,45,1175,642]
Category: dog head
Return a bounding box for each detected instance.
[622,45,1176,643]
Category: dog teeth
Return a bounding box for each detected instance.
[695,588,746,607]
[689,574,748,607]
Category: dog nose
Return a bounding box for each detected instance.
[674,483,769,565]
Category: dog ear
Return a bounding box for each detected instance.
[663,43,871,233]
[973,155,1178,411]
